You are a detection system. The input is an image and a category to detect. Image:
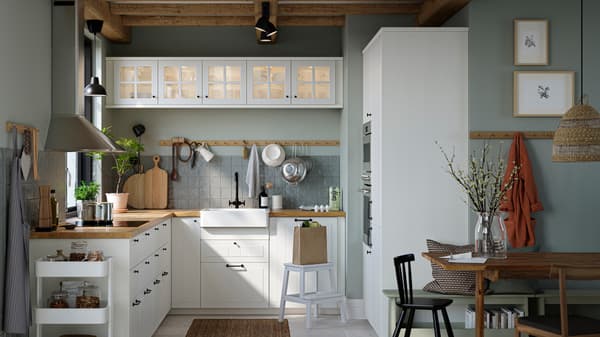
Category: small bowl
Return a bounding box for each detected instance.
[62,224,76,230]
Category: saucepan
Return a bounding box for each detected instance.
[281,146,310,185]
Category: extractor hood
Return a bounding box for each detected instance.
[45,114,122,152]
[45,0,121,153]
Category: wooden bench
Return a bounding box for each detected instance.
[383,289,536,335]
[535,289,600,315]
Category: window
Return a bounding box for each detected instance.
[66,37,96,211]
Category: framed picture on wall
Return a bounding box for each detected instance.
[514,19,549,65]
[514,71,574,117]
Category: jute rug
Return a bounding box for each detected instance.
[185,319,291,337]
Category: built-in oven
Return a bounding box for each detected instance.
[361,121,372,246]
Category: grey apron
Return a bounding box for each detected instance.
[3,128,31,335]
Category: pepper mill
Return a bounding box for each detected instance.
[37,185,52,231]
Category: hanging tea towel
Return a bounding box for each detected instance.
[246,144,260,198]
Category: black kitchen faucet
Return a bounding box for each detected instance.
[229,172,245,208]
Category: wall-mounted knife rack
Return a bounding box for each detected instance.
[5,121,40,180]
[159,139,340,147]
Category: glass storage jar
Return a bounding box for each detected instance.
[76,281,100,308]
[70,241,88,261]
[48,290,69,308]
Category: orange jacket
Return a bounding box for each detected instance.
[499,133,544,248]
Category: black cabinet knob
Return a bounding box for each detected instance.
[145,233,150,236]
[133,239,139,243]
[163,247,167,251]
[154,280,161,285]
[154,227,159,231]
[154,254,159,257]
[197,95,200,98]
[145,261,150,265]
[133,270,139,274]
[294,95,298,98]
[205,95,209,98]
[132,299,141,306]
[152,95,156,98]
[162,271,169,276]
[162,223,167,227]
[366,113,372,117]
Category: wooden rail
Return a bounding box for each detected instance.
[159,139,339,146]
[469,131,555,140]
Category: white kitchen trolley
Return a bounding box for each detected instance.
[34,258,113,337]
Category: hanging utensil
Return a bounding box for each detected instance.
[190,142,199,168]
[20,129,32,180]
[171,142,178,181]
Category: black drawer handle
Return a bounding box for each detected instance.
[145,233,151,236]
[132,299,141,306]
[163,247,167,251]
[133,239,139,243]
[366,113,372,117]
[366,250,372,254]
[154,227,159,231]
[155,254,159,257]
[163,223,167,227]
[162,271,169,276]
[294,218,312,222]
[226,264,245,268]
[154,279,161,285]
[144,288,152,295]
[133,270,140,274]
[145,261,150,265]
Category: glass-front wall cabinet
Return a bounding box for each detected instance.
[158,61,202,105]
[247,61,291,105]
[202,61,246,104]
[292,60,335,105]
[113,60,158,105]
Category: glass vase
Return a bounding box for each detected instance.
[474,212,507,259]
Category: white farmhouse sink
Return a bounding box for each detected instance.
[200,208,269,227]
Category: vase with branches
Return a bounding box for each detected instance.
[438,142,518,259]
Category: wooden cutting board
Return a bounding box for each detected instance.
[144,155,168,209]
[122,172,145,209]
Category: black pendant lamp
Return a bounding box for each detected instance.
[255,2,278,38]
[83,19,107,97]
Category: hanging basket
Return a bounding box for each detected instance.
[552,103,600,162]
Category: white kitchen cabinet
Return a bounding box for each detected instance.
[363,28,469,337]
[202,60,246,104]
[201,262,269,308]
[110,59,158,105]
[171,217,202,308]
[362,42,379,123]
[268,217,346,309]
[292,60,335,105]
[247,60,291,105]
[158,60,203,105]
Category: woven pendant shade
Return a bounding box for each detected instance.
[552,103,600,161]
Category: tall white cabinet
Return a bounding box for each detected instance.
[362,28,469,337]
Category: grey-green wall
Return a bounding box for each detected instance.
[342,15,416,299]
[467,0,600,251]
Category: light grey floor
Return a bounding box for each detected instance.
[152,315,378,337]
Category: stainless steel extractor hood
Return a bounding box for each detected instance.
[45,0,121,153]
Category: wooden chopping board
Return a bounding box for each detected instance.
[144,155,168,209]
[122,171,145,209]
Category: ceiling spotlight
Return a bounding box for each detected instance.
[255,2,278,37]
[83,19,107,97]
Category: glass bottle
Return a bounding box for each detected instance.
[50,189,59,225]
[259,186,269,209]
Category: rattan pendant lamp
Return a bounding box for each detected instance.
[552,0,600,162]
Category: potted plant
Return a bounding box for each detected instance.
[75,180,100,219]
[93,127,144,212]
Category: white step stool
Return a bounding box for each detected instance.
[278,262,348,328]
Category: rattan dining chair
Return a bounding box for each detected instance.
[515,265,600,337]
[392,254,454,337]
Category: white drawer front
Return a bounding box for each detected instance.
[200,262,268,308]
[201,239,268,262]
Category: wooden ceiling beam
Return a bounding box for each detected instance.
[110,2,420,16]
[84,0,131,42]
[417,0,469,26]
[121,15,344,26]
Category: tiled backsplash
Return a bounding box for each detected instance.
[138,155,340,209]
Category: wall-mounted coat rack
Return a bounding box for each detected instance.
[5,121,40,180]
[470,131,555,140]
[159,139,340,147]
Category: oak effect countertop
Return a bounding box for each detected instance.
[29,209,345,239]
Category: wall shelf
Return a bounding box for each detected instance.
[469,131,554,139]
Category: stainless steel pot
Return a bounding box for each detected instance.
[79,201,113,223]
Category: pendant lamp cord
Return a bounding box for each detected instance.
[581,0,584,102]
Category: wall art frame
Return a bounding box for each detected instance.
[513,71,574,117]
[514,19,549,66]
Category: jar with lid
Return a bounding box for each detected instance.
[76,281,100,308]
[48,290,69,308]
[70,241,88,261]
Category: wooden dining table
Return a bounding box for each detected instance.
[422,252,600,337]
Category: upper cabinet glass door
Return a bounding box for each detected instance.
[113,60,158,105]
[247,61,291,105]
[158,61,202,105]
[291,60,335,105]
[202,61,246,104]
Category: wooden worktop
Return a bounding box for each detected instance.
[29,209,345,239]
